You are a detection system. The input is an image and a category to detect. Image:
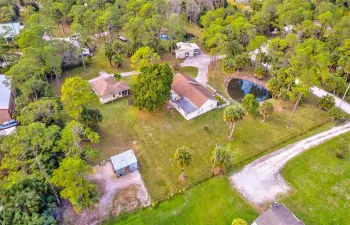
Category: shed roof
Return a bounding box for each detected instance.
[0,75,12,109]
[110,149,138,171]
[89,76,129,98]
[176,42,199,51]
[254,203,304,225]
[172,73,217,108]
[0,22,20,38]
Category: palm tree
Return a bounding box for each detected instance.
[223,106,245,139]
[174,146,192,181]
[259,101,274,122]
[211,146,233,175]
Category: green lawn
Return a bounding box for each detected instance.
[104,176,258,225]
[281,132,350,225]
[177,66,198,78]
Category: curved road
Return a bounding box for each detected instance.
[230,123,350,207]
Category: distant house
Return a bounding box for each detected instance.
[89,76,130,104]
[0,74,15,124]
[0,22,21,44]
[110,149,138,177]
[175,42,200,59]
[170,73,218,120]
[252,203,304,225]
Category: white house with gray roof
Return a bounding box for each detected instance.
[0,74,15,124]
[0,22,21,44]
[175,42,200,59]
[110,149,138,177]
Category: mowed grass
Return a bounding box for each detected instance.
[281,132,350,225]
[177,66,198,78]
[104,176,258,225]
[92,78,330,200]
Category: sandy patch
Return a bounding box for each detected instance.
[57,162,150,225]
[230,123,350,208]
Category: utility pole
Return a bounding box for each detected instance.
[339,82,350,108]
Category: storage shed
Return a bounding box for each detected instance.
[175,42,200,59]
[110,149,138,177]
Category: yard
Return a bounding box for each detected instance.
[104,176,258,225]
[281,132,350,225]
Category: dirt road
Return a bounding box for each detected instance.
[230,123,350,207]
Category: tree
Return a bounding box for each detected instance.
[104,43,114,67]
[211,146,233,175]
[61,77,96,119]
[254,66,266,80]
[223,106,245,140]
[51,156,98,213]
[232,218,248,225]
[242,94,259,114]
[327,107,343,121]
[0,179,56,224]
[318,94,335,111]
[79,108,103,130]
[114,73,122,82]
[174,146,192,181]
[233,53,250,73]
[259,101,274,122]
[133,63,173,111]
[131,46,160,70]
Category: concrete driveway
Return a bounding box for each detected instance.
[230,123,350,207]
[180,50,225,85]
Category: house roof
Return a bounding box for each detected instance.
[254,203,304,225]
[172,73,217,108]
[0,22,20,38]
[176,42,199,51]
[110,149,137,171]
[89,76,129,98]
[0,75,11,109]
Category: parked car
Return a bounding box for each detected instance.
[118,35,127,42]
[0,119,18,130]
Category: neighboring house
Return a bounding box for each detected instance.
[0,74,15,124]
[110,149,138,177]
[43,36,91,56]
[0,22,21,44]
[252,203,304,225]
[89,76,130,104]
[170,73,218,120]
[175,42,200,59]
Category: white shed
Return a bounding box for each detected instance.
[175,42,200,59]
[110,149,138,177]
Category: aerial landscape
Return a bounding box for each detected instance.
[0,0,349,224]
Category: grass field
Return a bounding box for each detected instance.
[281,132,350,225]
[104,176,258,225]
[177,66,198,78]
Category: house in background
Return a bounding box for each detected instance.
[175,42,200,59]
[0,22,21,44]
[252,203,304,225]
[0,74,15,124]
[89,76,130,104]
[110,149,138,177]
[170,73,218,120]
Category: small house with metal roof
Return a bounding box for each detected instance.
[110,149,138,177]
[175,42,200,59]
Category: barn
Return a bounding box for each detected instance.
[110,149,138,177]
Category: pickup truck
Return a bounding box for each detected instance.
[0,119,18,130]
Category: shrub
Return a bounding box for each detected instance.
[327,107,343,121]
[232,218,248,225]
[318,94,335,111]
[254,65,266,79]
[242,94,259,113]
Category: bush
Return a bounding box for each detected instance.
[232,218,248,225]
[254,65,266,79]
[242,94,259,113]
[318,94,335,111]
[327,107,343,121]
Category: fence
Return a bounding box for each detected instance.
[206,84,231,109]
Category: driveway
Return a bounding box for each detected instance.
[180,50,225,85]
[230,123,350,207]
[311,86,350,114]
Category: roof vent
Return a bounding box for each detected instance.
[189,81,199,85]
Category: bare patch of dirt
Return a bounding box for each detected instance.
[57,162,150,225]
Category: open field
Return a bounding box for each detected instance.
[281,132,350,225]
[104,176,258,225]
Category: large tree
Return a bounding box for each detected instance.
[131,46,160,70]
[133,63,173,111]
[242,94,259,114]
[174,146,192,181]
[61,76,96,119]
[223,106,245,140]
[211,146,233,175]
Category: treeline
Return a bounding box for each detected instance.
[200,0,350,103]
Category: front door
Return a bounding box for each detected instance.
[185,52,189,57]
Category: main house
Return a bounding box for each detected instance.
[89,76,130,104]
[175,42,200,59]
[170,73,218,120]
[0,74,15,124]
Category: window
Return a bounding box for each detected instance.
[113,94,115,98]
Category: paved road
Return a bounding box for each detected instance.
[311,86,350,114]
[230,123,350,207]
[180,50,225,85]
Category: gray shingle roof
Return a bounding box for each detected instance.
[110,149,137,171]
[254,203,304,225]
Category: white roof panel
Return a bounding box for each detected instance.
[110,149,137,171]
[0,74,11,109]
[0,22,20,38]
